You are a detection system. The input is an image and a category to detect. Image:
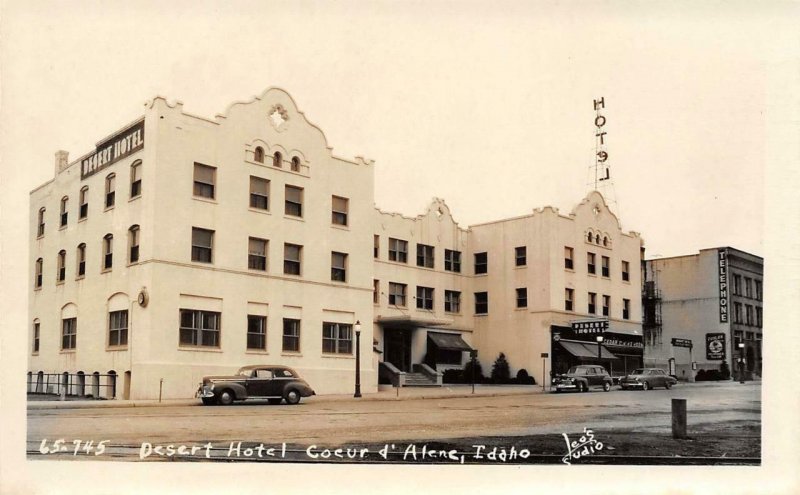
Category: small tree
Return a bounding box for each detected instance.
[462,358,485,384]
[719,360,731,380]
[491,352,511,384]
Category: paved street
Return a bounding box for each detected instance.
[27,381,760,462]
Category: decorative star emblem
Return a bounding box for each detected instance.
[269,105,289,130]
[592,205,601,217]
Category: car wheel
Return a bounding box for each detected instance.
[665,381,672,390]
[642,382,649,391]
[603,382,611,392]
[579,382,588,393]
[218,390,235,406]
[268,398,283,405]
[285,389,301,405]
[201,398,215,406]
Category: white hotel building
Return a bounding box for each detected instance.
[29,88,644,399]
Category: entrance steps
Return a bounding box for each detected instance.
[403,372,440,387]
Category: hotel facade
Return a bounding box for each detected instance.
[29,88,645,399]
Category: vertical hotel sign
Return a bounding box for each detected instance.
[81,121,145,180]
[718,249,729,322]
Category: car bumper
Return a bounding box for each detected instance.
[553,384,579,391]
[620,382,645,388]
[196,387,215,398]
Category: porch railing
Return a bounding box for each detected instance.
[27,372,117,399]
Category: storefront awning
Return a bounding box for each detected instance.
[376,315,453,327]
[559,340,619,360]
[427,332,473,351]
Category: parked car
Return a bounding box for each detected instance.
[196,365,315,405]
[552,365,613,392]
[619,368,678,390]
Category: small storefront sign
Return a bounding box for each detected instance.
[706,333,726,360]
[671,338,693,348]
[570,319,609,335]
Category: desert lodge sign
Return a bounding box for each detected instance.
[81,121,144,180]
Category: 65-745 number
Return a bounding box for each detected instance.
[39,438,109,456]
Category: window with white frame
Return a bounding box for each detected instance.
[444,249,461,272]
[474,252,487,274]
[33,320,40,353]
[191,228,213,263]
[331,251,347,282]
[374,235,380,259]
[474,292,488,314]
[108,310,128,347]
[416,286,434,310]
[388,238,408,263]
[179,309,220,347]
[283,318,300,352]
[37,207,46,237]
[34,258,43,288]
[102,234,113,270]
[564,246,574,269]
[62,317,77,350]
[76,244,86,277]
[389,282,407,306]
[105,174,116,207]
[444,290,461,313]
[193,163,216,199]
[128,225,140,263]
[332,196,348,226]
[516,288,528,308]
[417,244,434,268]
[601,256,610,277]
[130,160,142,198]
[79,187,89,219]
[515,246,527,267]
[622,260,630,281]
[57,250,66,282]
[587,252,596,274]
[60,196,69,227]
[322,322,352,354]
[602,294,610,317]
[565,288,574,311]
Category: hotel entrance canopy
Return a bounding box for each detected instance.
[427,332,473,351]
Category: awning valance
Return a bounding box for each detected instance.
[428,332,473,351]
[559,340,619,360]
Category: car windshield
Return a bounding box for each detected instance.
[631,369,646,374]
[566,367,584,374]
[237,368,253,377]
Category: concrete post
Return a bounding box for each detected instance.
[671,398,687,439]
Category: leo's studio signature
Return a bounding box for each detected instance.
[561,427,604,464]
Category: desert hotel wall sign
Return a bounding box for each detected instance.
[718,249,729,323]
[80,120,145,179]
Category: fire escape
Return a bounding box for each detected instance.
[642,280,663,348]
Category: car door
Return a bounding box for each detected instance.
[247,368,274,397]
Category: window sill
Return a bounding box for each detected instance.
[34,286,42,292]
[564,267,574,272]
[192,196,217,205]
[78,217,87,223]
[191,260,214,265]
[331,224,349,231]
[56,281,65,286]
[127,262,141,267]
[321,353,355,359]
[245,350,269,355]
[588,273,597,277]
[177,346,223,353]
[129,195,141,203]
[59,225,67,231]
[474,313,488,317]
[106,346,129,352]
[60,349,76,354]
[281,352,302,357]
[283,215,305,222]
[31,352,39,356]
[473,273,488,277]
[75,275,85,281]
[514,307,527,311]
[101,268,112,274]
[36,234,44,240]
[444,311,461,316]
[248,207,272,215]
[386,259,409,265]
[514,265,527,269]
[104,206,115,212]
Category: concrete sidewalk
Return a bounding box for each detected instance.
[27,384,545,410]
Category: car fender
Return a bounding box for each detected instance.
[214,381,248,400]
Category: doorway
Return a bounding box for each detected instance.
[384,328,412,372]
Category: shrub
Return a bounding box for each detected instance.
[491,353,511,384]
[442,368,462,384]
[719,360,731,380]
[515,368,536,385]
[462,359,485,384]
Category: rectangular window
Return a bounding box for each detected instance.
[622,260,630,281]
[388,238,408,263]
[744,278,753,298]
[756,306,763,327]
[474,292,488,314]
[332,196,348,226]
[193,163,216,199]
[103,235,113,270]
[179,309,220,347]
[129,228,140,264]
[755,280,762,300]
[601,256,610,277]
[35,259,43,288]
[416,286,434,310]
[515,246,527,267]
[62,317,77,350]
[374,235,379,259]
[623,298,630,320]
[248,237,267,271]
[331,252,347,282]
[191,227,214,263]
[588,292,597,314]
[247,315,267,350]
[282,318,301,352]
[388,282,407,306]
[444,290,461,313]
[108,310,128,347]
[77,245,86,277]
[444,249,461,273]
[602,295,610,317]
[285,185,303,217]
[60,198,68,227]
[57,252,66,282]
[733,274,742,296]
[587,252,596,274]
[249,176,270,210]
[33,322,40,353]
[416,244,434,268]
[516,288,528,308]
[565,246,574,269]
[565,288,574,311]
[322,322,353,354]
[284,243,302,275]
[474,252,488,275]
[130,163,142,198]
[105,175,116,208]
[79,188,89,219]
[745,305,754,326]
[373,279,380,304]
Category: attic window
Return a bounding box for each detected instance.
[254,147,265,163]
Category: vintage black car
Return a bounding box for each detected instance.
[552,365,613,392]
[619,368,678,390]
[196,365,315,405]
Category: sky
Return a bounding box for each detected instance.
[2,1,799,494]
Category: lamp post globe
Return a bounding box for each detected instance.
[596,335,604,361]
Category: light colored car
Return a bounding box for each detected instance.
[619,368,677,391]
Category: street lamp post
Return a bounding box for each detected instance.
[596,335,604,361]
[738,341,745,384]
[354,320,362,398]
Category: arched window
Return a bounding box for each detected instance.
[37,208,46,237]
[105,174,116,208]
[587,232,593,243]
[594,234,600,244]
[291,156,301,172]
[32,320,40,354]
[79,186,89,219]
[57,250,66,282]
[130,160,142,198]
[60,196,69,227]
[273,151,282,168]
[34,258,43,288]
[254,147,265,163]
[77,243,86,277]
[102,234,113,270]
[603,236,609,247]
[128,225,140,263]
